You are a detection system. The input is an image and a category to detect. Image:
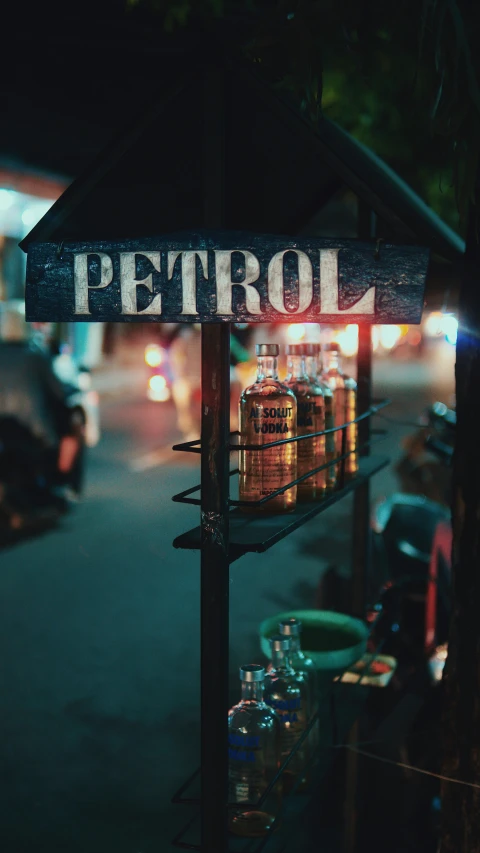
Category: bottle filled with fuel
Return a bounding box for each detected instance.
[284,344,326,501]
[303,343,336,491]
[321,342,358,480]
[239,344,297,513]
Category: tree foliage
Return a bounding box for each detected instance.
[125,0,480,233]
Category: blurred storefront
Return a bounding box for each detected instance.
[0,164,105,367]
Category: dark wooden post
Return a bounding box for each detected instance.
[440,180,480,853]
[199,61,231,853]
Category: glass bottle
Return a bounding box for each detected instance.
[278,618,319,755]
[278,618,318,717]
[228,664,281,837]
[283,345,326,502]
[321,342,358,480]
[303,342,336,492]
[239,344,297,513]
[264,635,309,792]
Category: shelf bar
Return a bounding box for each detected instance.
[173,455,389,559]
[171,399,390,458]
[172,468,240,507]
[172,441,371,509]
[229,399,390,452]
[230,435,380,507]
[172,814,202,851]
[172,438,202,454]
[171,766,201,805]
[171,427,387,509]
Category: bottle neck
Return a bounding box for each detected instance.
[286,354,307,381]
[323,350,341,372]
[241,680,264,702]
[257,355,279,381]
[287,636,301,654]
[271,648,292,672]
[305,355,319,381]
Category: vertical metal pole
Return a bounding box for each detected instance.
[200,62,231,853]
[351,204,376,618]
[351,323,372,617]
[344,203,375,853]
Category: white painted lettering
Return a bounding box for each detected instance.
[320,249,375,314]
[120,252,162,315]
[267,250,313,314]
[74,252,113,315]
[168,250,207,315]
[215,250,261,315]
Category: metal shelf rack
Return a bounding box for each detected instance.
[173,453,388,560]
[171,640,388,853]
[170,311,389,853]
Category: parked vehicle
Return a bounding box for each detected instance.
[0,355,92,537]
[52,350,100,447]
[370,402,454,660]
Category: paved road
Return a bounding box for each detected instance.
[0,344,455,853]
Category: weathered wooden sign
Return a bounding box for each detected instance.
[25,232,429,324]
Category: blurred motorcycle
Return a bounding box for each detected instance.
[0,357,93,536]
[370,402,454,661]
[53,350,100,448]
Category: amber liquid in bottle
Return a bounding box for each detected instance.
[322,345,358,480]
[284,348,326,501]
[239,346,297,513]
[304,347,336,492]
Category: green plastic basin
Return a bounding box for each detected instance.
[259,609,368,673]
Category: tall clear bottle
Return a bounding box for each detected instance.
[283,345,326,501]
[278,618,318,716]
[278,618,319,754]
[321,342,358,479]
[303,343,336,492]
[228,665,281,837]
[239,344,297,513]
[264,635,309,793]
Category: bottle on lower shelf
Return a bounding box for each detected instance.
[228,664,282,837]
[278,617,319,755]
[264,635,309,793]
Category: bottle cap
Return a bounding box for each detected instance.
[322,342,341,352]
[269,634,290,652]
[279,617,302,636]
[285,344,305,355]
[304,343,321,356]
[239,664,265,682]
[291,343,320,356]
[256,344,279,356]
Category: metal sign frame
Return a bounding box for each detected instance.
[25,234,428,324]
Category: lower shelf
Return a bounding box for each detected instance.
[173,455,389,560]
[172,676,373,853]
